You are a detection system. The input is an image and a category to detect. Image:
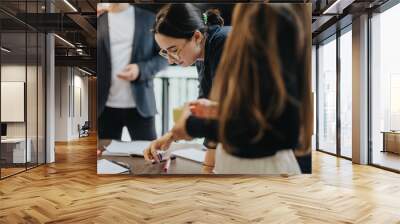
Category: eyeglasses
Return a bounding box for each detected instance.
[159,40,189,63]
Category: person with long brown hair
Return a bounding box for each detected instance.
[144,3,312,174]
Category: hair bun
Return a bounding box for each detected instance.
[204,9,224,26]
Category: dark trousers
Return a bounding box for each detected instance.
[295,153,312,174]
[98,107,157,141]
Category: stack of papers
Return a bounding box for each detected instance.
[101,140,206,163]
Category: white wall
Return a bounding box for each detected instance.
[1,66,26,136]
[54,67,89,141]
[1,65,39,138]
[55,66,68,141]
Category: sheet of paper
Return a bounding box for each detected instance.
[97,159,129,174]
[103,140,151,156]
[171,148,205,163]
[168,142,203,151]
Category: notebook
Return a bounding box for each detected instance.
[102,140,205,164]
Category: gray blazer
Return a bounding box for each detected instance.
[97,7,168,118]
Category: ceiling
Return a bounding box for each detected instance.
[0,0,393,75]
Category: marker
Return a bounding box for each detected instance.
[151,155,176,164]
[163,158,171,172]
[129,154,143,158]
[157,152,163,161]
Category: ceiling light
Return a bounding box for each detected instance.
[54,34,75,48]
[63,0,78,12]
[1,47,11,53]
[78,67,92,76]
[323,0,344,15]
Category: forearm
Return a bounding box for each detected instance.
[185,116,218,141]
[136,55,168,82]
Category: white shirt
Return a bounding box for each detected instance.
[106,5,136,108]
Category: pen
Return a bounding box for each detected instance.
[129,154,143,158]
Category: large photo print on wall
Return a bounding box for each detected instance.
[97,2,312,175]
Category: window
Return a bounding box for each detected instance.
[370,2,400,171]
[339,28,352,158]
[317,36,337,154]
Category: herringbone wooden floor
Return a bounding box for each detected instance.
[1,135,400,224]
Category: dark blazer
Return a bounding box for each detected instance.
[196,25,231,99]
[97,7,168,118]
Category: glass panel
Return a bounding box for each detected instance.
[38,32,45,165]
[27,31,38,169]
[168,77,198,130]
[0,0,46,178]
[1,30,28,177]
[154,67,199,137]
[318,36,337,154]
[340,29,352,158]
[154,78,163,137]
[371,3,400,171]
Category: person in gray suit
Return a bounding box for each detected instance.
[97,3,167,141]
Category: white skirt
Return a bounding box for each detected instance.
[214,144,301,175]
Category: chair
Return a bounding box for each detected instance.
[78,121,90,138]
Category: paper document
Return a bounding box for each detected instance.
[171,148,205,163]
[97,159,129,174]
[168,142,203,151]
[102,140,151,156]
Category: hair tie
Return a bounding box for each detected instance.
[202,12,208,25]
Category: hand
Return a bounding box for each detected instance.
[97,3,110,17]
[171,104,192,140]
[143,132,174,163]
[189,99,218,119]
[97,8,108,17]
[117,64,140,81]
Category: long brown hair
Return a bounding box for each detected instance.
[210,3,312,155]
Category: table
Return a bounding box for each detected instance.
[1,138,32,165]
[382,131,400,154]
[97,139,204,175]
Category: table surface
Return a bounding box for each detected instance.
[381,131,400,134]
[97,139,204,175]
[1,138,28,143]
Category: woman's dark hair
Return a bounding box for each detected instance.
[153,3,224,39]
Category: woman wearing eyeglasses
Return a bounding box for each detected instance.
[144,3,312,174]
[152,3,231,172]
